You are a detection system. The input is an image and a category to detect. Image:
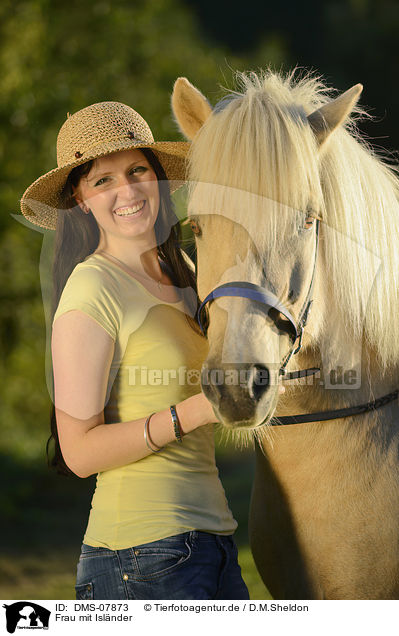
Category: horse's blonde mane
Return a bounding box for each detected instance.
[187,69,399,371]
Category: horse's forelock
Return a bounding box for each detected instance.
[188,70,322,256]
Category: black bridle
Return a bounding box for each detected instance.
[196,219,398,425]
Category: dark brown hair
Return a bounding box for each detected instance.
[47,148,208,475]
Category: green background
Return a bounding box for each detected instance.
[1,0,398,599]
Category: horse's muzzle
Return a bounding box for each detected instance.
[201,361,277,427]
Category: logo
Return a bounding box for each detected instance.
[2,602,50,634]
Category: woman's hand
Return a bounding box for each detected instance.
[178,381,285,434]
[176,391,218,434]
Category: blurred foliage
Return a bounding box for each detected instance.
[1,0,398,598]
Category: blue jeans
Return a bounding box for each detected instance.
[75,531,250,600]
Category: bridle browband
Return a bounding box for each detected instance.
[196,219,398,425]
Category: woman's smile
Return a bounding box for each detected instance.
[113,200,146,217]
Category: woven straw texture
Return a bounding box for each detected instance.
[20,101,190,230]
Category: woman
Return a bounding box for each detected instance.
[20,101,250,600]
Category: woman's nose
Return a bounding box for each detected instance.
[119,174,137,187]
[114,179,142,197]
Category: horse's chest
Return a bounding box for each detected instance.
[251,423,399,599]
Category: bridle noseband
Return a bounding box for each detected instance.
[195,218,398,424]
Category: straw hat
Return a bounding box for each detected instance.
[20,101,190,230]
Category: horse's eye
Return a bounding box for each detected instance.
[304,215,315,230]
[305,216,314,230]
[189,219,202,236]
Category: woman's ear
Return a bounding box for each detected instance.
[72,186,90,214]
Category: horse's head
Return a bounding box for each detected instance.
[172,72,362,429]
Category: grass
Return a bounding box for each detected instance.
[0,447,272,600]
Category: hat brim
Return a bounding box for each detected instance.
[20,139,190,230]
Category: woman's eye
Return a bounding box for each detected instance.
[130,166,147,175]
[94,177,109,187]
[189,219,202,236]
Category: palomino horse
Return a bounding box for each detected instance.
[172,70,399,599]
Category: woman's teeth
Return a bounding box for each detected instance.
[114,201,145,216]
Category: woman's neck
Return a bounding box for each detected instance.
[95,237,163,281]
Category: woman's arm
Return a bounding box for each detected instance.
[52,310,215,478]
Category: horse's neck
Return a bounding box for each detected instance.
[256,399,399,564]
[286,254,399,411]
[262,339,399,480]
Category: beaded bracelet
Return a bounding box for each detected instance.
[144,413,165,453]
[170,404,183,443]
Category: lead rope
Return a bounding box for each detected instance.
[271,390,399,426]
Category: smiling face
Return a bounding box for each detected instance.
[73,148,160,247]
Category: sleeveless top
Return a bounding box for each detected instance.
[52,252,237,549]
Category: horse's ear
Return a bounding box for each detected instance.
[308,83,363,146]
[172,77,212,140]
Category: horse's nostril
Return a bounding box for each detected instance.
[250,364,270,401]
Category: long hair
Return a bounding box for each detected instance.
[187,69,399,372]
[47,148,207,475]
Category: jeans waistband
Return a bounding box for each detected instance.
[82,531,234,554]
[189,531,233,543]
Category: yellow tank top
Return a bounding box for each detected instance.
[52,252,237,549]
